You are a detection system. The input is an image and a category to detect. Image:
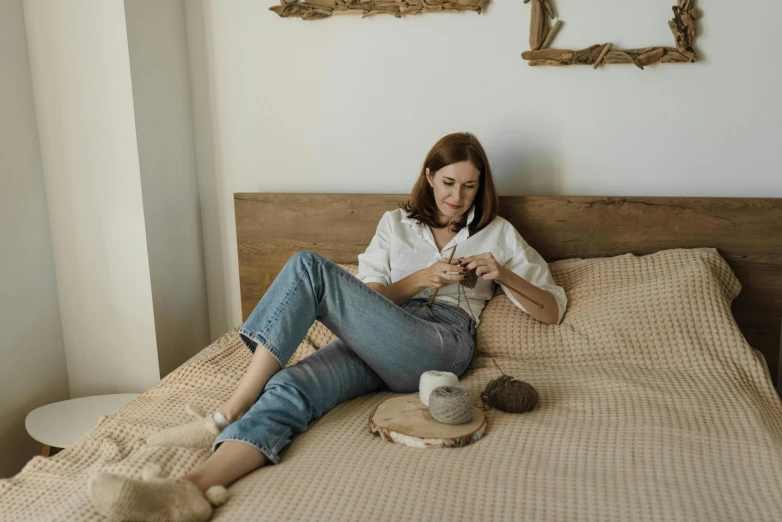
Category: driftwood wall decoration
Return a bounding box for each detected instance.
[522,0,698,69]
[270,0,488,20]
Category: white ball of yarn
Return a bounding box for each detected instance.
[419,370,459,406]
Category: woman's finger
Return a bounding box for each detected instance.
[464,259,486,271]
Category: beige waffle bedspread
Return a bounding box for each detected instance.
[2,248,782,521]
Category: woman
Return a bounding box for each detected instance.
[88,132,567,522]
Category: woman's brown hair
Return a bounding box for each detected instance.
[401,132,499,234]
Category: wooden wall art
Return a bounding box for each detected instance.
[522,0,698,69]
[270,0,488,20]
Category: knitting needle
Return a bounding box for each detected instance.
[427,244,458,308]
[493,279,545,309]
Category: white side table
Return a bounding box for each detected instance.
[25,394,139,456]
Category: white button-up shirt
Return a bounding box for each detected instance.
[357,206,567,326]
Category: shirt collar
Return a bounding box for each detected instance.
[402,205,476,253]
[465,205,476,226]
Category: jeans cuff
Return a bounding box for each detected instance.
[212,436,281,465]
[238,328,285,369]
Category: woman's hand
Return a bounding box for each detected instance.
[416,258,466,289]
[458,253,504,281]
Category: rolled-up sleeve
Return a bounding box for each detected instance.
[357,212,393,286]
[501,225,568,324]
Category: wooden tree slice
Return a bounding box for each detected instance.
[369,394,487,448]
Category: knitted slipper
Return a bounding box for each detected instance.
[146,405,224,450]
[88,464,228,522]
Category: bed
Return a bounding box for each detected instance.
[2,194,781,521]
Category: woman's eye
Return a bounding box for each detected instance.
[443,181,476,189]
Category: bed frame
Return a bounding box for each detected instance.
[234,194,782,390]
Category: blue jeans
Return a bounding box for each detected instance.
[212,252,476,464]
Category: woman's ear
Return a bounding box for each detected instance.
[425,168,432,186]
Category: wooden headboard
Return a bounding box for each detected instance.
[235,194,782,387]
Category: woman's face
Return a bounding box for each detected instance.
[426,161,481,226]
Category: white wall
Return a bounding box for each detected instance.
[184,1,232,342]
[193,0,782,336]
[125,0,211,377]
[24,0,161,397]
[0,0,69,477]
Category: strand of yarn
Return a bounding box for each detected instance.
[456,275,539,414]
[428,385,474,424]
[457,270,505,377]
[419,370,459,406]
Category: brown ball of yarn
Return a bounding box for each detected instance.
[480,375,538,413]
